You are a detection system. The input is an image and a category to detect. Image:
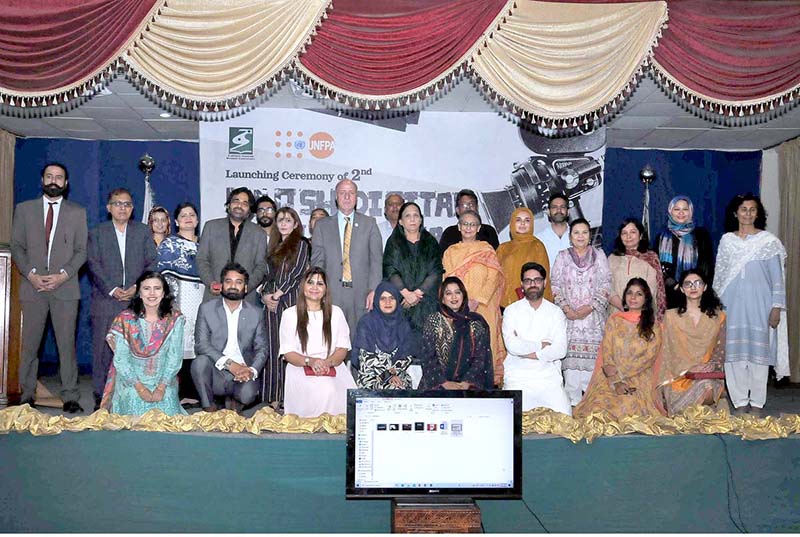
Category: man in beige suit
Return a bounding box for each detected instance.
[11,162,88,413]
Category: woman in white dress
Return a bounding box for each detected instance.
[279,266,356,417]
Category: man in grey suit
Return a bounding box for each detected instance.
[192,263,267,413]
[11,162,88,413]
[87,188,157,409]
[196,187,268,305]
[310,179,382,335]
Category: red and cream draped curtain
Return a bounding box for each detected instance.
[651,0,800,120]
[1,0,799,126]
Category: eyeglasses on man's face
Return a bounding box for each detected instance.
[110,201,133,208]
[522,277,544,286]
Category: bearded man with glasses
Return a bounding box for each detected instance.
[501,262,571,415]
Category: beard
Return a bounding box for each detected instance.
[548,212,567,224]
[42,183,67,198]
[221,287,246,301]
[524,287,544,302]
[257,215,273,228]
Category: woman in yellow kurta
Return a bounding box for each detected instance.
[442,210,506,386]
[574,277,663,420]
[496,207,552,308]
[656,269,727,416]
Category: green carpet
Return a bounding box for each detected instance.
[1,432,798,532]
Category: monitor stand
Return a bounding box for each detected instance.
[391,497,482,533]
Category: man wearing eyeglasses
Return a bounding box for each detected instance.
[87,187,158,410]
[254,194,278,246]
[501,262,571,415]
[438,189,499,254]
[196,186,267,305]
[11,162,88,413]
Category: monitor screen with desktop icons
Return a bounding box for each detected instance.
[346,390,522,499]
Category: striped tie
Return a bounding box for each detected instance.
[342,216,352,281]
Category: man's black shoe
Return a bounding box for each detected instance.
[63,401,84,414]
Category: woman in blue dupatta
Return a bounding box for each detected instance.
[418,277,493,390]
[352,281,415,389]
[101,271,186,416]
[654,195,714,309]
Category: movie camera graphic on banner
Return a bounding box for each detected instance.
[482,127,605,244]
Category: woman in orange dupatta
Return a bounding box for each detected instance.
[574,278,664,420]
[656,269,727,416]
[496,207,552,308]
[442,210,506,386]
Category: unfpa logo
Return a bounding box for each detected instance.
[273,130,335,159]
[309,132,335,158]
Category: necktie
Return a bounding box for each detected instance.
[45,201,56,249]
[342,216,352,281]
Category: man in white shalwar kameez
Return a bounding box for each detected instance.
[502,262,571,415]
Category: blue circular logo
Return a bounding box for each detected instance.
[294,140,306,150]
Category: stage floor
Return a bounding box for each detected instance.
[1,431,799,532]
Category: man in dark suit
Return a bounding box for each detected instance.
[196,187,268,305]
[11,162,88,413]
[438,189,500,253]
[192,263,267,413]
[310,178,382,335]
[87,188,157,410]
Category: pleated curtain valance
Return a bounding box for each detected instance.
[1,0,799,127]
[650,0,800,121]
[470,1,667,128]
[124,0,332,113]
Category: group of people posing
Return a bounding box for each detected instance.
[11,162,787,420]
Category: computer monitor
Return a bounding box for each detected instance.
[346,390,522,500]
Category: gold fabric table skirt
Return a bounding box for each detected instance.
[2,405,798,442]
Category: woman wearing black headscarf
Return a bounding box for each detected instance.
[352,281,415,389]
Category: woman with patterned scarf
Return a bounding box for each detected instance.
[101,271,186,416]
[551,218,612,407]
[418,277,494,390]
[608,218,667,321]
[653,195,714,309]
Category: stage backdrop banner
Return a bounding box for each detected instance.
[199,109,605,242]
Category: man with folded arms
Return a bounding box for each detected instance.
[502,262,571,415]
[192,263,267,413]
